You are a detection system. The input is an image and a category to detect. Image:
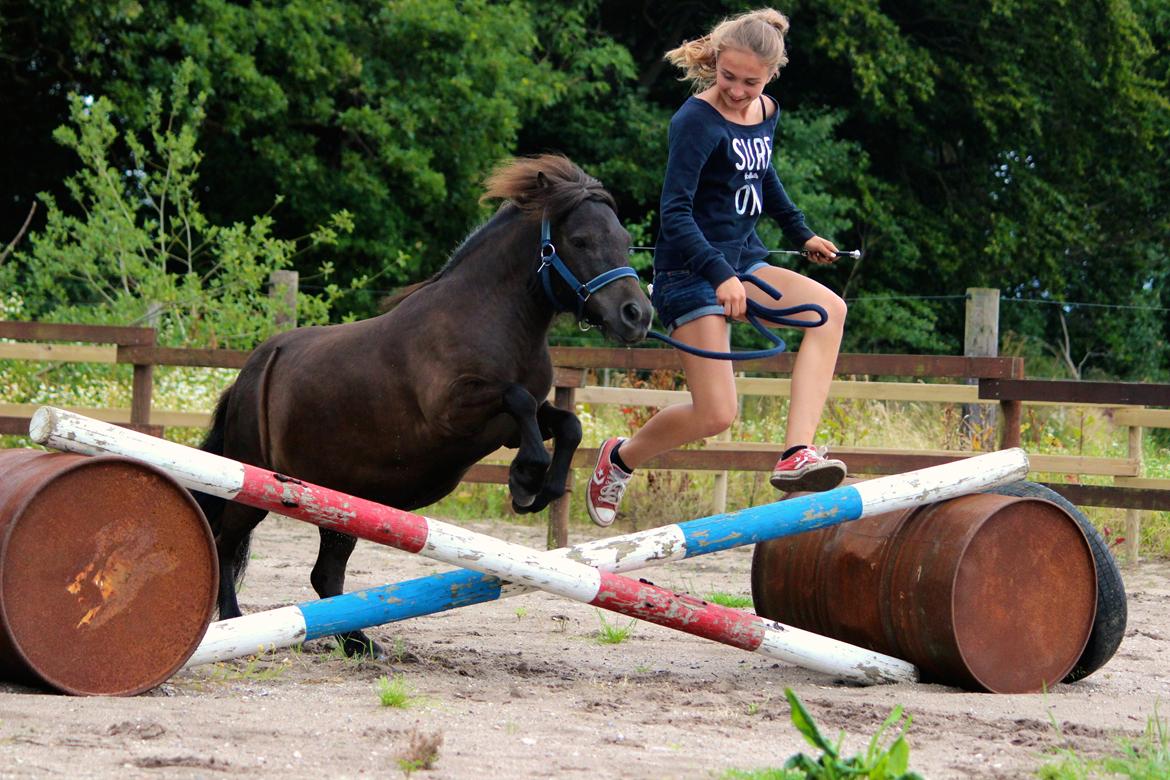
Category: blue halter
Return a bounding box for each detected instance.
[538,216,640,321]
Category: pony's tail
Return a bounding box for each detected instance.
[192,386,230,526]
[192,385,253,589]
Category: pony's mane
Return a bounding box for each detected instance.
[381,155,614,311]
[478,153,616,219]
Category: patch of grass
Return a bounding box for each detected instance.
[514,606,528,620]
[323,640,379,668]
[206,653,290,683]
[723,770,802,780]
[390,637,409,664]
[376,674,417,709]
[594,610,636,645]
[396,725,443,777]
[428,482,530,524]
[706,591,754,609]
[1037,706,1169,779]
[723,688,923,780]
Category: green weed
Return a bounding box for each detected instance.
[390,637,409,664]
[594,610,636,645]
[1038,705,1169,779]
[323,640,379,667]
[706,591,754,609]
[376,674,417,708]
[724,688,922,780]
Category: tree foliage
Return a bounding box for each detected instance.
[2,0,1166,376]
[776,0,1170,376]
[8,60,353,348]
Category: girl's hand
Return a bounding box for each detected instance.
[803,235,841,265]
[715,276,747,319]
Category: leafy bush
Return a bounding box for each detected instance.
[10,59,357,350]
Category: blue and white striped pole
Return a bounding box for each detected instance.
[185,445,1027,667]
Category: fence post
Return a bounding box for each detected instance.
[710,380,743,515]
[711,429,730,515]
[1125,424,1143,565]
[269,270,299,331]
[963,288,1000,450]
[130,305,162,430]
[546,369,585,550]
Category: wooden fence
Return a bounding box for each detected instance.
[2,322,1168,560]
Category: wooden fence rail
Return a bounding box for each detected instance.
[3,322,1169,557]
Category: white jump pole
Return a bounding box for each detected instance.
[189,445,1031,669]
[30,407,1026,684]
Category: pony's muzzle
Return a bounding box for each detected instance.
[622,300,649,329]
[618,298,652,343]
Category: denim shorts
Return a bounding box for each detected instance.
[650,262,769,333]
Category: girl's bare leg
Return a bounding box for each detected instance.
[743,266,846,449]
[617,315,739,470]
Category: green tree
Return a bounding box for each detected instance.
[777,0,1170,375]
[5,0,1166,375]
[11,60,352,348]
[4,0,565,314]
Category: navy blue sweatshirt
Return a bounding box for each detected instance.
[654,95,815,288]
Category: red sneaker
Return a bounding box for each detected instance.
[769,446,846,493]
[586,437,632,527]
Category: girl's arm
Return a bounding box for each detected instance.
[659,116,736,289]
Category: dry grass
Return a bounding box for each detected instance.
[396,725,443,776]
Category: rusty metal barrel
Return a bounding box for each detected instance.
[751,492,1097,693]
[0,449,217,695]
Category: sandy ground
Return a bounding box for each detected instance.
[1,512,1168,780]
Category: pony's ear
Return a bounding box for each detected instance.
[536,171,549,190]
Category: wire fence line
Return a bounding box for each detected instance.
[294,283,1170,314]
[10,285,1165,315]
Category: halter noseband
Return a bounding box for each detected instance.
[537,215,639,322]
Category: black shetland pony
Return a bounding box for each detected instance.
[196,155,651,656]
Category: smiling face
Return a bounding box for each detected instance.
[711,47,774,116]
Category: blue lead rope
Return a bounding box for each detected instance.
[646,273,828,361]
[538,217,829,360]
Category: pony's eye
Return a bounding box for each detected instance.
[569,236,590,250]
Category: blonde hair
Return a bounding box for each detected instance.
[664,8,790,92]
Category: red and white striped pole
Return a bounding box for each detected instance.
[31,406,919,685]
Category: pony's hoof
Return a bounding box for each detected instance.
[338,632,385,659]
[511,492,537,509]
[513,491,556,515]
[512,498,542,514]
